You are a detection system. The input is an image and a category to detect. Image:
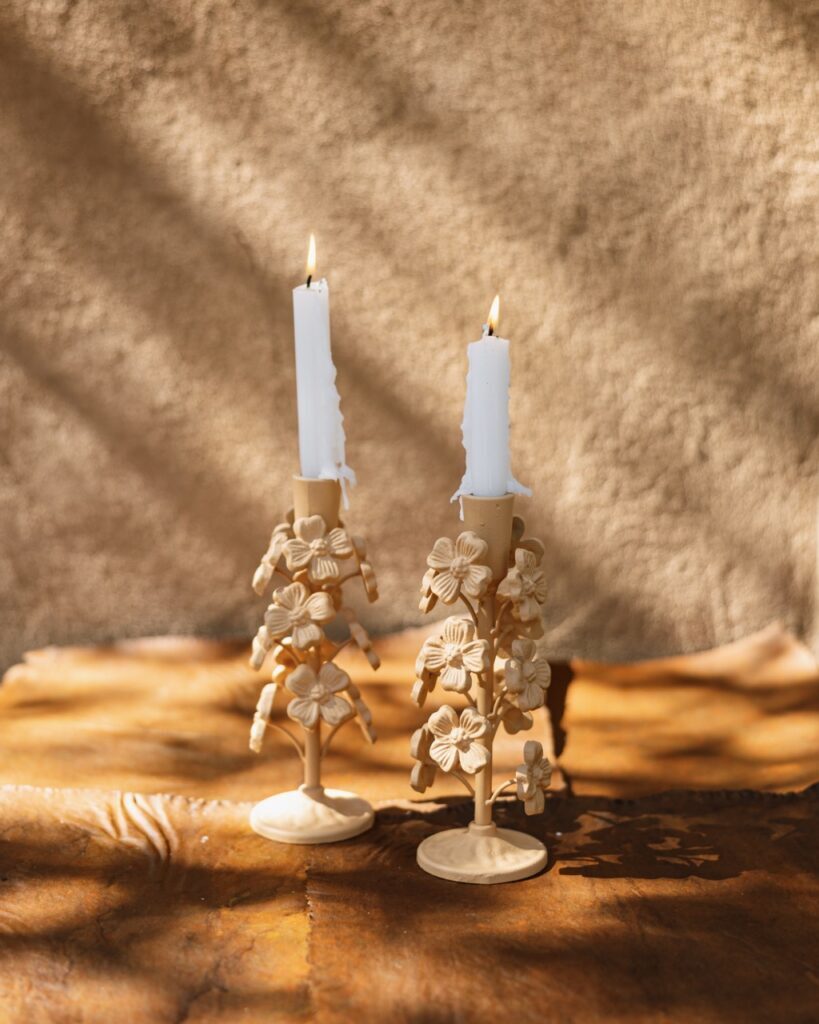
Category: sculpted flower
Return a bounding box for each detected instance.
[426,532,492,604]
[515,740,552,815]
[497,697,533,735]
[346,680,377,744]
[504,639,551,711]
[409,724,437,793]
[249,682,279,753]
[411,669,435,707]
[264,581,334,650]
[283,515,354,582]
[428,705,490,774]
[358,560,379,603]
[419,617,489,693]
[497,548,547,622]
[252,520,294,595]
[285,662,353,729]
[509,516,545,569]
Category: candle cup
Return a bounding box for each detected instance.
[247,476,380,845]
[411,494,552,883]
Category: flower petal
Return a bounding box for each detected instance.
[518,683,545,711]
[294,515,326,543]
[461,640,488,673]
[460,707,489,739]
[264,607,292,639]
[428,705,458,738]
[440,664,470,692]
[455,532,489,565]
[462,564,491,599]
[304,592,335,623]
[410,726,432,762]
[504,659,524,693]
[275,581,309,611]
[520,538,545,564]
[421,639,447,671]
[411,677,429,707]
[287,696,319,729]
[511,638,536,661]
[429,738,459,773]
[427,537,455,570]
[430,570,461,603]
[442,617,473,645]
[410,761,436,794]
[458,742,489,775]
[310,555,341,581]
[291,622,323,649]
[319,694,353,725]
[524,739,544,766]
[327,528,353,558]
[318,662,350,694]
[283,538,313,570]
[524,790,545,816]
[286,664,316,697]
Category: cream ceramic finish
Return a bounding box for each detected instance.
[249,785,374,845]
[412,495,551,883]
[417,823,547,884]
[248,476,378,845]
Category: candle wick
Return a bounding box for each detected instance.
[487,325,494,336]
[306,275,312,289]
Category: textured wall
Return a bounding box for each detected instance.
[1,0,817,669]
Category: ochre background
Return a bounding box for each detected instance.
[1,0,817,669]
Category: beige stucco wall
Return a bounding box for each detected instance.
[1,0,817,670]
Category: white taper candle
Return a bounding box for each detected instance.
[292,235,355,501]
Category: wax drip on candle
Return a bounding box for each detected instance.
[451,294,531,514]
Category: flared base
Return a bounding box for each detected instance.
[250,785,374,845]
[417,823,547,884]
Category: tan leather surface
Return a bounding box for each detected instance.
[0,630,816,1021]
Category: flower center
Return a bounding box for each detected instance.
[449,726,469,749]
[443,643,462,666]
[449,556,470,580]
[311,538,330,557]
[309,683,325,701]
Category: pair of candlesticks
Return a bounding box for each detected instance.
[247,475,552,885]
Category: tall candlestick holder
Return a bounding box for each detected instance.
[410,495,552,883]
[247,476,380,844]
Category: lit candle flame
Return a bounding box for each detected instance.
[487,294,500,335]
[306,233,316,281]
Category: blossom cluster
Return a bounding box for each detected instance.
[410,516,553,815]
[247,511,379,755]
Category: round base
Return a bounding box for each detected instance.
[417,824,547,884]
[250,785,374,845]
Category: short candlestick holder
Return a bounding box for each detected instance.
[247,476,380,844]
[410,495,552,883]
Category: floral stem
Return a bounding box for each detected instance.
[487,779,516,806]
[266,722,305,761]
[452,769,476,796]
[336,570,361,586]
[459,594,480,631]
[319,715,351,757]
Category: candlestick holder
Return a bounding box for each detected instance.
[410,495,552,883]
[247,476,380,844]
